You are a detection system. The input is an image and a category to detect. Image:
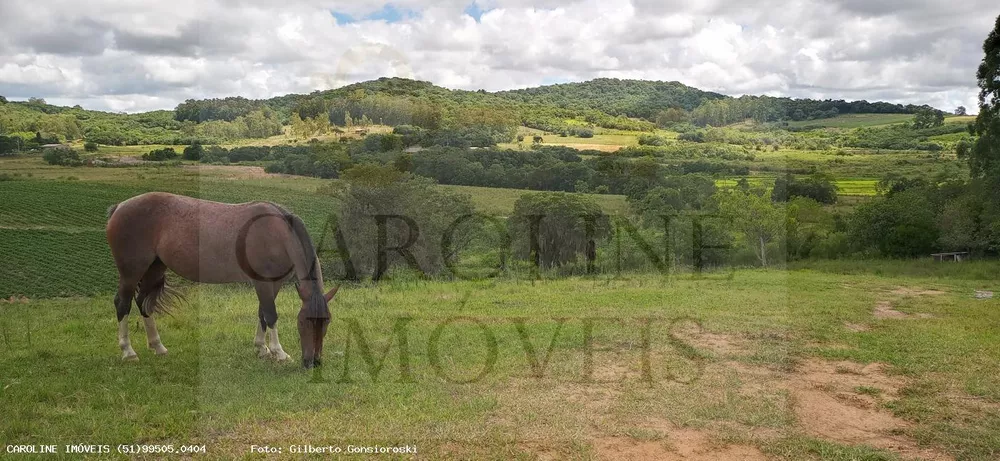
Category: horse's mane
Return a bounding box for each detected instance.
[274,204,329,319]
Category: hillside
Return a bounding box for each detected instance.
[0,77,940,149]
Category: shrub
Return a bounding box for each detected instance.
[142,147,178,161]
[677,131,706,143]
[638,134,668,146]
[83,141,99,152]
[42,147,82,166]
[183,142,204,161]
[772,174,839,204]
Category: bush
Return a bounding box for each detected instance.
[677,131,706,143]
[638,134,668,146]
[183,142,204,161]
[83,141,99,152]
[42,147,82,166]
[772,174,838,204]
[142,147,178,161]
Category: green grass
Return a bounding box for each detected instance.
[0,161,628,297]
[715,176,879,196]
[1,268,998,458]
[785,114,918,129]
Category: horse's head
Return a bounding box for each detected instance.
[298,285,338,368]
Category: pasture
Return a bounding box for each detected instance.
[784,114,921,129]
[1,267,999,459]
[1,129,998,459]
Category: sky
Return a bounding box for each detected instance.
[0,0,996,113]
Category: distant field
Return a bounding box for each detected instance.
[785,113,975,130]
[0,158,628,297]
[716,176,879,196]
[785,113,916,129]
[439,183,627,216]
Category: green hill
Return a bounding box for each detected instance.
[494,78,727,118]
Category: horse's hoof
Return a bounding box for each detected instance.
[272,350,291,362]
[256,346,271,358]
[122,352,139,362]
[153,347,168,356]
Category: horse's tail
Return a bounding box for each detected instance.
[137,274,183,316]
[281,210,329,320]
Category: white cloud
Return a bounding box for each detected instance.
[0,0,996,113]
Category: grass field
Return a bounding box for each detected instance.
[0,156,627,298]
[785,114,919,129]
[1,267,998,459]
[715,177,880,196]
[785,113,976,130]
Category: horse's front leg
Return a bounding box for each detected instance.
[254,321,270,358]
[255,282,290,362]
[267,325,292,362]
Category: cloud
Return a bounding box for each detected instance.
[0,0,996,113]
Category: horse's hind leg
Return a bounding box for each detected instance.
[254,281,290,362]
[115,280,140,361]
[137,261,169,356]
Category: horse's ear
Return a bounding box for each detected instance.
[324,285,340,303]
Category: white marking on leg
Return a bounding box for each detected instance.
[143,316,168,355]
[254,323,270,358]
[268,325,291,361]
[119,315,138,361]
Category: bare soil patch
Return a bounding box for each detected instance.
[699,333,952,460]
[874,300,934,319]
[673,325,754,357]
[891,287,946,297]
[594,420,767,461]
[873,286,944,320]
[843,322,871,332]
[783,359,951,460]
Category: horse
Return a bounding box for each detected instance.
[105,192,338,368]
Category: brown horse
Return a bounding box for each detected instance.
[105,192,337,368]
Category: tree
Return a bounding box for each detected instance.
[142,147,178,161]
[0,95,7,104]
[183,142,204,161]
[847,189,938,257]
[42,147,81,166]
[955,106,967,116]
[772,173,838,204]
[912,107,945,129]
[717,189,785,267]
[509,192,610,269]
[969,14,1000,180]
[331,165,475,280]
[0,135,23,156]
